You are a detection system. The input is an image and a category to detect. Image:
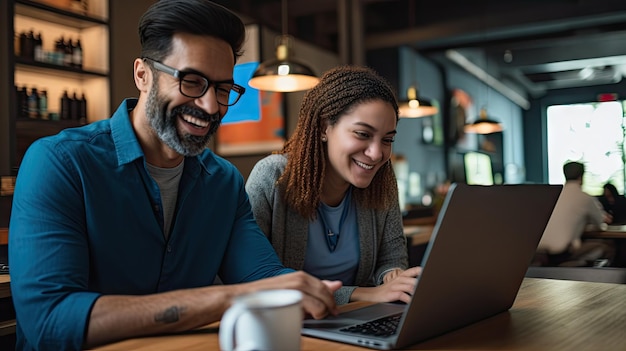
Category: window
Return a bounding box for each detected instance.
[546,101,626,195]
[464,152,494,185]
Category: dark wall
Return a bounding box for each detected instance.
[0,197,10,228]
[366,48,400,97]
[0,1,14,176]
[523,97,545,183]
[109,0,153,111]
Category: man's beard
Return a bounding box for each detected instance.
[145,83,221,156]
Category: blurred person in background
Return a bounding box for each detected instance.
[535,161,614,267]
[599,182,626,225]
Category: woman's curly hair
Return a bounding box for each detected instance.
[276,65,400,219]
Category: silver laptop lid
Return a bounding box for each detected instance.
[395,183,561,347]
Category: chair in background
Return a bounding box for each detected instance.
[526,266,626,284]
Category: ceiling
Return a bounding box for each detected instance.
[216,0,626,100]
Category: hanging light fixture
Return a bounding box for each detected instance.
[248,0,320,92]
[398,85,439,118]
[464,108,503,134]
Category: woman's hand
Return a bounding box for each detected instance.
[351,266,422,304]
[383,266,422,284]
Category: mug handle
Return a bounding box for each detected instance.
[219,302,247,351]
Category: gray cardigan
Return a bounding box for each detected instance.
[245,154,408,304]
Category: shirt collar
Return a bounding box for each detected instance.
[110,98,144,167]
[109,98,213,175]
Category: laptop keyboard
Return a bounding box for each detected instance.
[339,313,402,337]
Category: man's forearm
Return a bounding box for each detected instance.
[84,285,239,348]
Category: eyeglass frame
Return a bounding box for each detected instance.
[142,57,246,106]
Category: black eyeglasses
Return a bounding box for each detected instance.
[143,57,245,106]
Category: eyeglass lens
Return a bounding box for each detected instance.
[179,73,241,106]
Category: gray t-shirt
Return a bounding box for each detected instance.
[146,160,184,239]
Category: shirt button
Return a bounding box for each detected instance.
[167,245,172,253]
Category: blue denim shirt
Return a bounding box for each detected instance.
[9,99,293,350]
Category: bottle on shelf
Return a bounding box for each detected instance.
[34,32,43,62]
[64,38,74,67]
[73,38,83,69]
[28,87,40,119]
[18,32,26,58]
[60,90,71,120]
[17,86,28,119]
[79,93,87,123]
[53,36,65,65]
[20,30,35,61]
[39,90,48,120]
[70,91,79,120]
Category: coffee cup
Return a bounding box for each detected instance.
[219,289,303,351]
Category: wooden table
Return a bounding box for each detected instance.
[93,278,626,351]
[584,225,626,267]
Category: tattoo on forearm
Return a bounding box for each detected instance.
[155,306,185,324]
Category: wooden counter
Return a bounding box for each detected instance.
[403,224,433,246]
[0,228,7,246]
[584,224,626,239]
[402,215,437,227]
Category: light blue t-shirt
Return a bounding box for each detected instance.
[304,189,360,284]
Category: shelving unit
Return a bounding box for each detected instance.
[9,0,110,169]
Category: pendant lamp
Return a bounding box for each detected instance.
[464,108,503,134]
[398,86,438,118]
[248,0,319,92]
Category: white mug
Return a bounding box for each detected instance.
[219,289,303,351]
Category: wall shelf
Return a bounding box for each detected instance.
[16,0,108,27]
[16,59,108,78]
[8,0,110,170]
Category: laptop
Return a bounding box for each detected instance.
[302,183,562,350]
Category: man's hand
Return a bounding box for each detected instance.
[244,271,341,319]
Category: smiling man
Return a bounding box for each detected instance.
[8,1,340,350]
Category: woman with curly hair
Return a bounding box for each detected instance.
[246,65,421,304]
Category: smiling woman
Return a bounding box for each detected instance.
[246,65,423,306]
